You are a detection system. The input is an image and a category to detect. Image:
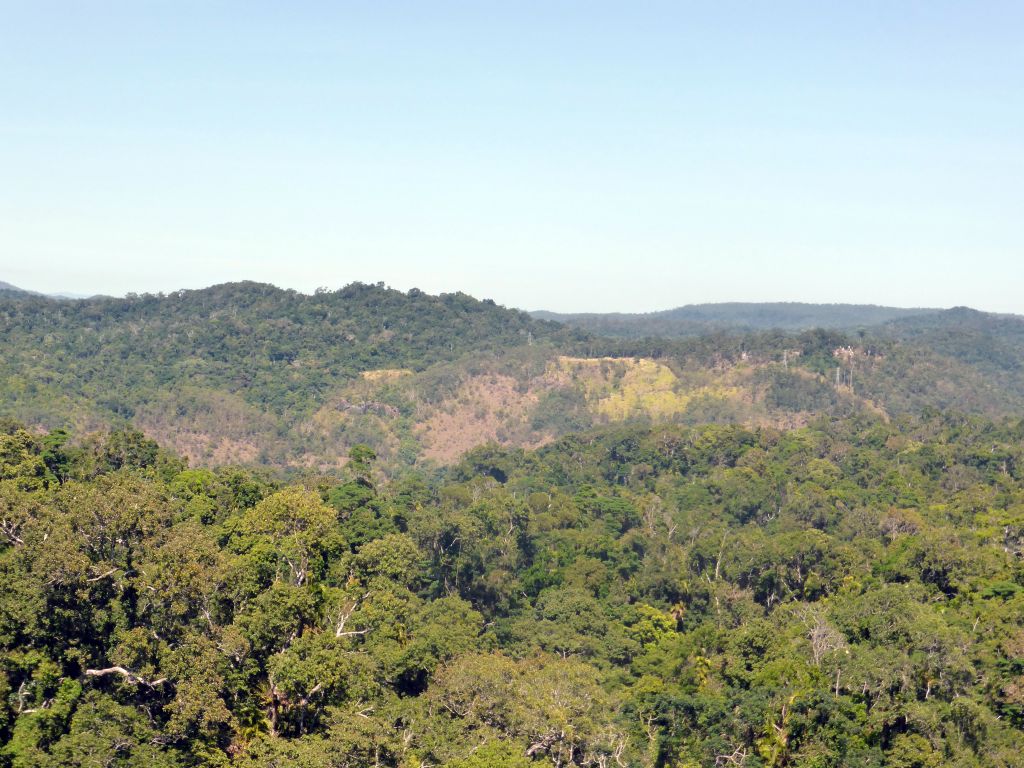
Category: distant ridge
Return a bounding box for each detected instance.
[0,280,96,300]
[0,280,36,295]
[533,301,945,338]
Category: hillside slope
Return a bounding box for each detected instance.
[3,286,1024,471]
[0,281,36,296]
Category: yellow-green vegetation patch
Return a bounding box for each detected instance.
[360,368,414,381]
[552,356,740,421]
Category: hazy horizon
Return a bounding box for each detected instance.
[0,274,990,317]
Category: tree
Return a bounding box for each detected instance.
[237,488,337,586]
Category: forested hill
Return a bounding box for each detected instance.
[0,282,571,402]
[2,412,1024,766]
[878,307,1024,371]
[0,281,578,425]
[533,302,943,338]
[4,283,1024,471]
[0,281,37,297]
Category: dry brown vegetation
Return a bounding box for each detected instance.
[125,354,876,469]
[415,373,549,462]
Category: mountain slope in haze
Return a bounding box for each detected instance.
[534,301,943,338]
[879,306,1024,370]
[0,282,586,466]
[0,281,574,410]
[0,280,37,296]
[0,280,97,300]
[841,307,1024,416]
[3,284,1024,471]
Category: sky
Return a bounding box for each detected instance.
[1,2,1022,313]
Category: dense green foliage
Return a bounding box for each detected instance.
[3,410,1023,767]
[0,281,576,425]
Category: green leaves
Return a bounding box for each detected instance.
[236,489,338,587]
[0,430,47,491]
[3,413,1024,766]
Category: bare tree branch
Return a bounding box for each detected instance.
[85,666,168,687]
[86,567,119,583]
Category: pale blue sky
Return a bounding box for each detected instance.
[1,2,1022,312]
